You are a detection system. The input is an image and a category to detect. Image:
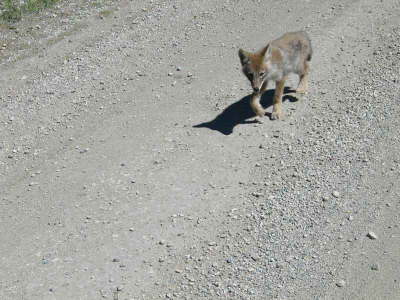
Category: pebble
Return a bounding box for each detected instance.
[112,258,120,262]
[367,231,378,240]
[370,263,380,271]
[252,192,262,198]
[336,280,346,287]
[332,191,340,198]
[251,255,259,261]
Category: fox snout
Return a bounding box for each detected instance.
[251,80,263,93]
[251,78,264,93]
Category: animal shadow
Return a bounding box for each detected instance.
[193,87,297,135]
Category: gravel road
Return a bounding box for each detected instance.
[1,0,399,299]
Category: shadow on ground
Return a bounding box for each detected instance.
[194,88,297,135]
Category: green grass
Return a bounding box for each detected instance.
[99,9,113,18]
[1,0,60,22]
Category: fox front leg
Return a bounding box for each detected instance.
[260,80,269,93]
[271,79,286,120]
[250,92,265,120]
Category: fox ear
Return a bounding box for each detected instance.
[260,44,271,57]
[238,49,250,65]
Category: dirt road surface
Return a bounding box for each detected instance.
[1,0,399,299]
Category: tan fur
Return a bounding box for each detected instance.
[239,31,312,120]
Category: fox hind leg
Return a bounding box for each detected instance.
[296,61,310,94]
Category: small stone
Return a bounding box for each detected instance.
[251,255,259,261]
[208,241,217,246]
[112,258,120,262]
[99,289,107,298]
[336,280,346,287]
[175,269,182,273]
[370,263,379,271]
[129,228,134,232]
[158,240,165,245]
[367,231,378,240]
[348,215,354,221]
[332,191,340,198]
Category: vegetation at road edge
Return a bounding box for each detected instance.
[1,0,59,22]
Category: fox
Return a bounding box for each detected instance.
[238,31,312,120]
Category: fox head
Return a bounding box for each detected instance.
[238,45,271,93]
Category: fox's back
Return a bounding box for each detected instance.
[270,31,312,74]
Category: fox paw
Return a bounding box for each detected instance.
[270,111,283,120]
[254,117,264,124]
[255,109,266,118]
